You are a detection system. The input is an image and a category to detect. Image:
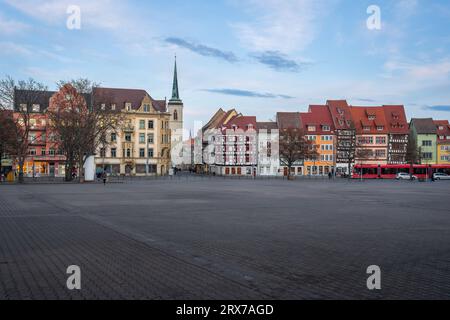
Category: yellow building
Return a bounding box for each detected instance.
[94,88,171,176]
[435,120,450,164]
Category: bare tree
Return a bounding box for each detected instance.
[0,76,48,182]
[279,128,316,179]
[405,133,421,180]
[48,83,122,182]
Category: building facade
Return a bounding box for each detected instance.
[300,105,336,176]
[384,105,409,164]
[351,106,389,165]
[93,88,171,176]
[410,118,438,165]
[435,120,450,164]
[256,122,279,176]
[210,115,258,176]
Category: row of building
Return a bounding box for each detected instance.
[1,59,184,179]
[194,100,450,177]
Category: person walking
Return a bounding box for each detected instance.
[102,171,107,185]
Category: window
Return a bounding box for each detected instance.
[139,148,145,158]
[439,126,444,130]
[126,149,131,158]
[376,136,386,144]
[20,104,27,111]
[148,148,154,158]
[111,104,116,111]
[41,150,46,156]
[28,149,36,155]
[440,136,445,140]
[111,148,117,158]
[376,126,384,131]
[368,115,376,121]
[308,125,316,132]
[139,120,145,129]
[100,148,106,157]
[363,126,371,131]
[322,125,330,131]
[422,152,432,159]
[422,140,432,147]
[148,133,154,144]
[139,133,145,143]
[125,133,132,142]
[32,104,40,112]
[49,149,55,156]
[101,104,106,110]
[375,149,386,158]
[111,133,117,142]
[143,104,150,112]
[125,103,132,111]
[174,110,178,120]
[148,120,154,129]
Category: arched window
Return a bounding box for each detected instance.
[174,109,178,120]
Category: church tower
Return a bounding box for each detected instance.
[168,56,184,167]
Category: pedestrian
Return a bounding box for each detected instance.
[328,172,332,180]
[102,171,107,185]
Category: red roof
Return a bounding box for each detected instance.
[383,105,409,134]
[224,116,257,132]
[276,112,301,129]
[350,106,388,134]
[435,120,450,143]
[326,100,354,130]
[300,105,335,134]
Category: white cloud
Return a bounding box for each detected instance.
[230,0,330,53]
[0,41,32,55]
[0,12,28,34]
[4,0,131,30]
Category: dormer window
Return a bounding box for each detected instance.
[368,115,376,121]
[440,136,445,140]
[322,125,330,131]
[307,125,316,132]
[439,126,444,130]
[377,126,384,131]
[125,103,132,111]
[101,104,106,110]
[247,124,253,130]
[338,120,344,126]
[20,104,27,111]
[337,108,343,115]
[32,104,40,112]
[232,125,237,130]
[111,104,116,111]
[363,126,371,131]
[143,104,150,112]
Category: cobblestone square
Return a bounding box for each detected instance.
[1,177,449,299]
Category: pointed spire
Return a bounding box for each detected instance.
[170,55,181,102]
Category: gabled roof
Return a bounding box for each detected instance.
[434,120,450,143]
[202,108,226,132]
[383,105,408,134]
[350,106,388,134]
[224,116,257,131]
[300,105,334,134]
[326,100,354,130]
[276,112,301,129]
[410,118,437,134]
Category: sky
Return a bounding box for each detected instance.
[1,0,450,132]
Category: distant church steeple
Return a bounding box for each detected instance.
[170,55,181,103]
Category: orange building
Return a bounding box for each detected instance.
[299,105,336,176]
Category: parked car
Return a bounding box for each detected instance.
[433,172,450,180]
[396,172,418,180]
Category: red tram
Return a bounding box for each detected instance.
[353,164,450,179]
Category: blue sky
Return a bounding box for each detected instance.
[1,0,450,131]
